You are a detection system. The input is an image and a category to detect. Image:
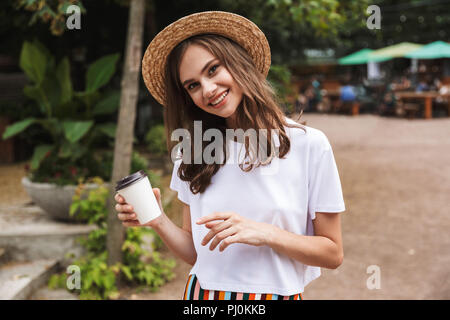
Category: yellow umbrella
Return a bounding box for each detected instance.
[369,42,423,59]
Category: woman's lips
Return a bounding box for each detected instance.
[209,90,229,109]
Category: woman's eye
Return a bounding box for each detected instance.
[209,64,219,75]
[185,64,219,91]
[187,83,198,90]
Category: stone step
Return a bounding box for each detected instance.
[29,284,79,300]
[0,204,97,264]
[0,259,60,299]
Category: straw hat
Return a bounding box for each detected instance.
[141,11,271,107]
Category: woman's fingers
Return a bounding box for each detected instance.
[115,203,134,213]
[152,188,163,211]
[219,234,239,252]
[114,194,141,227]
[117,212,137,221]
[118,213,141,227]
[114,193,125,203]
[122,220,141,227]
[197,212,232,225]
[201,221,232,246]
[209,227,237,251]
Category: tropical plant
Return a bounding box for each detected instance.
[2,40,121,185]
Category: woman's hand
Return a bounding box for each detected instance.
[115,188,164,228]
[196,212,274,252]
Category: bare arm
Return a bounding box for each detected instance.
[266,212,344,269]
[152,202,197,266]
[115,190,197,266]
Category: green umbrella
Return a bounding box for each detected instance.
[369,42,423,58]
[405,41,450,59]
[338,48,390,65]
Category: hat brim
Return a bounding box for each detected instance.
[141,11,271,107]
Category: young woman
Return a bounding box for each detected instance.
[115,11,345,300]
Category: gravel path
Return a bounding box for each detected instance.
[0,161,31,207]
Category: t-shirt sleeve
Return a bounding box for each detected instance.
[169,159,191,205]
[307,133,345,220]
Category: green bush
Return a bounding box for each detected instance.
[145,124,167,157]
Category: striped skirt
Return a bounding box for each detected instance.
[183,274,303,300]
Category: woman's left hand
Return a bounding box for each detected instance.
[196,212,273,252]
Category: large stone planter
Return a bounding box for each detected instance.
[21,176,109,223]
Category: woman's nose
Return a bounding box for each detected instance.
[203,80,217,100]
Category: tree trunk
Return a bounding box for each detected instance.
[106,0,146,272]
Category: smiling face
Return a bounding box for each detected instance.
[178,44,243,125]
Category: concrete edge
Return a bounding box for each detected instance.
[15,260,60,300]
[0,260,60,300]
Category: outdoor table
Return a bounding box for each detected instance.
[326,89,359,116]
[395,91,449,119]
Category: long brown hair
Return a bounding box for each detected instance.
[164,34,305,194]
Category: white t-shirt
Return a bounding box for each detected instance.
[169,117,345,295]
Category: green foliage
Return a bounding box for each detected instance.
[49,251,121,300]
[15,0,86,36]
[122,228,176,290]
[63,121,94,143]
[268,64,294,112]
[30,144,53,171]
[91,150,161,188]
[86,54,120,93]
[145,124,167,157]
[69,176,109,226]
[48,174,175,300]
[130,151,161,186]
[264,0,344,36]
[217,0,371,64]
[2,40,121,185]
[19,40,47,82]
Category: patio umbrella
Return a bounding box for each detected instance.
[338,48,390,65]
[405,41,450,59]
[369,42,423,59]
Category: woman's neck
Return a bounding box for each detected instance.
[226,113,238,130]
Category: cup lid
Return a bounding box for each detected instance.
[115,170,147,192]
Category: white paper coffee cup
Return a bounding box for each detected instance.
[115,170,161,225]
